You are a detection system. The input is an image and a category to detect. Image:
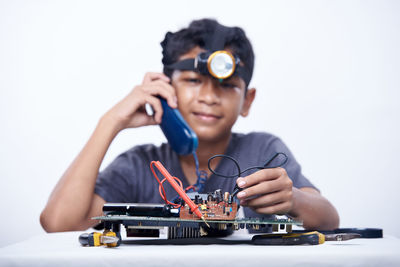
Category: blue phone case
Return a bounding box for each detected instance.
[158,98,198,155]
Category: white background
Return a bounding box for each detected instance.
[0,0,399,246]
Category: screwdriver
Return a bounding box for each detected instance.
[79,231,119,247]
[252,231,361,245]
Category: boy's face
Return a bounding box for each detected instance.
[171,46,255,143]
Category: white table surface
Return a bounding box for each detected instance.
[1,231,399,267]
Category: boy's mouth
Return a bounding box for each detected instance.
[192,111,222,122]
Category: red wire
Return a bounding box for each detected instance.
[150,161,206,222]
[150,161,183,208]
[185,185,195,191]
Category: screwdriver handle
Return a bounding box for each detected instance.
[252,231,325,245]
[78,233,89,246]
[78,232,102,246]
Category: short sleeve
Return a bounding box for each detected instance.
[94,143,175,204]
[266,137,318,190]
[95,152,139,203]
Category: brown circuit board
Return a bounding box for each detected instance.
[180,190,238,220]
[180,201,238,220]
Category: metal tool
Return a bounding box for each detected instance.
[252,231,361,245]
[79,231,119,247]
[324,233,361,241]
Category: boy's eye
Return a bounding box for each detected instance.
[220,83,236,89]
[185,78,201,84]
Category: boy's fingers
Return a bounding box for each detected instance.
[144,95,163,123]
[130,112,158,127]
[149,80,177,108]
[237,168,285,188]
[149,85,177,109]
[150,80,175,94]
[241,190,292,208]
[142,72,170,84]
[236,179,285,199]
[140,81,177,108]
[253,202,292,215]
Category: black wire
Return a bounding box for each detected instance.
[263,152,288,168]
[208,154,241,178]
[207,152,288,179]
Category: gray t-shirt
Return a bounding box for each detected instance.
[95,132,317,220]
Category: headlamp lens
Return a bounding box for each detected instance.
[207,51,236,79]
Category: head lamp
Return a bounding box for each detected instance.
[197,50,237,79]
[163,23,251,86]
[166,50,249,85]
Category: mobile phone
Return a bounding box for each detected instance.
[147,97,198,155]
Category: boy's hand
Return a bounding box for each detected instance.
[235,168,294,215]
[103,72,177,132]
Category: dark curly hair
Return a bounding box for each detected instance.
[160,19,255,86]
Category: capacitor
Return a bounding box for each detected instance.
[194,195,200,204]
[207,193,214,202]
[215,189,223,203]
[228,195,233,204]
[224,192,229,202]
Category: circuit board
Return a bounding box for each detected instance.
[180,202,238,220]
[180,190,238,220]
[94,214,300,227]
[94,214,301,239]
[97,190,302,240]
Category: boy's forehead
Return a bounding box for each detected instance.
[172,70,246,90]
[178,46,205,60]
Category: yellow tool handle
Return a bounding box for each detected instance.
[78,231,118,247]
[284,231,325,244]
[252,231,325,245]
[78,232,102,246]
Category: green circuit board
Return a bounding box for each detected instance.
[94,214,301,225]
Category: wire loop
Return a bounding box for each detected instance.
[207,152,288,179]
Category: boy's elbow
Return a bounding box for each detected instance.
[40,209,86,233]
[40,209,58,233]
[321,202,340,230]
[329,208,340,230]
[40,209,68,233]
[308,205,340,231]
[303,215,339,231]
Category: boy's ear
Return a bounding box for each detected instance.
[240,88,256,117]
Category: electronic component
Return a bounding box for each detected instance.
[103,203,179,217]
[150,160,210,226]
[180,190,238,220]
[94,213,301,243]
[89,154,301,247]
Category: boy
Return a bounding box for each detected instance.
[40,19,339,232]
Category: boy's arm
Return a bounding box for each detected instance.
[40,73,177,232]
[291,186,339,230]
[40,117,117,232]
[236,168,339,230]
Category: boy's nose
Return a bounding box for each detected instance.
[197,79,221,105]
